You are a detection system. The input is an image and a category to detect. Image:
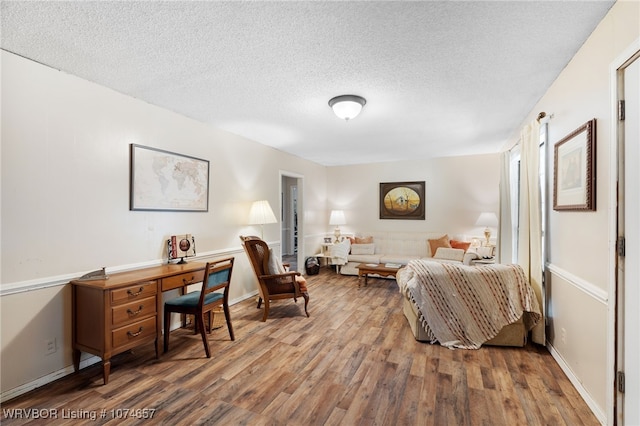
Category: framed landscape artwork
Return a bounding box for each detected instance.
[553,119,596,211]
[379,181,425,220]
[130,144,210,212]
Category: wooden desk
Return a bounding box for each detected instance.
[70,262,207,384]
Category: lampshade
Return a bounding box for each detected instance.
[475,212,498,227]
[329,210,346,225]
[328,95,366,121]
[248,200,277,225]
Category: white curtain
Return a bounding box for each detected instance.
[518,120,545,345]
[498,151,512,264]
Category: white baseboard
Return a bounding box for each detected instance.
[0,356,101,403]
[547,342,606,425]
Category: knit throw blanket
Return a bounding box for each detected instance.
[400,260,541,349]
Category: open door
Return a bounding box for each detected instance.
[615,46,640,426]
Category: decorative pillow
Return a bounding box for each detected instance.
[347,236,356,245]
[428,234,451,256]
[450,239,471,252]
[267,248,285,275]
[329,239,351,260]
[433,247,465,262]
[355,236,374,244]
[350,243,375,255]
[295,275,308,292]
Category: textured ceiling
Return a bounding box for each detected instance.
[1,1,615,166]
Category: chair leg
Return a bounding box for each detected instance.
[196,313,211,358]
[163,308,171,353]
[257,297,263,309]
[302,292,310,317]
[261,298,270,322]
[223,303,235,340]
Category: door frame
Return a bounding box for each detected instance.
[609,37,640,426]
[279,170,304,272]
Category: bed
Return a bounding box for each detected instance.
[396,259,541,349]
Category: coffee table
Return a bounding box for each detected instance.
[357,263,402,287]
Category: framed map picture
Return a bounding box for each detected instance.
[129,144,209,211]
[379,181,425,220]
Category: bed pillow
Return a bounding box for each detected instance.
[355,236,374,244]
[267,248,285,274]
[450,239,471,252]
[433,247,465,262]
[350,243,375,255]
[428,235,451,256]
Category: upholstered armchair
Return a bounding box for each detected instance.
[239,235,310,321]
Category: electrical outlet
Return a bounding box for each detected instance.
[45,338,57,355]
[560,328,567,344]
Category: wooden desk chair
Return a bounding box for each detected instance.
[239,235,310,321]
[163,256,235,358]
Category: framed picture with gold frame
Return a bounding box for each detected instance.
[553,119,596,211]
[379,181,425,220]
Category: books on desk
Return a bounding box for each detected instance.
[384,263,402,268]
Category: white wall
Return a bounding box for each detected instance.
[0,49,504,399]
[326,154,500,239]
[0,51,328,397]
[503,1,639,422]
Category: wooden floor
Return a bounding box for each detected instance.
[1,268,600,425]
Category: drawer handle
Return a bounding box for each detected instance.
[127,327,143,338]
[127,287,144,297]
[127,306,144,316]
[182,276,196,285]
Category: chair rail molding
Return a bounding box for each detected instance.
[546,263,608,305]
[0,247,245,297]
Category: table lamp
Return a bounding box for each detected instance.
[475,212,498,247]
[329,210,346,243]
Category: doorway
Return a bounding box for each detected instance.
[615,45,639,426]
[280,172,303,271]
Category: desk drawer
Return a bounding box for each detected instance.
[162,270,205,292]
[111,281,157,304]
[112,296,157,327]
[112,317,156,348]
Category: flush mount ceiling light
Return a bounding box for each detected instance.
[328,95,366,121]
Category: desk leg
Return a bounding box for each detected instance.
[72,349,80,372]
[102,360,111,385]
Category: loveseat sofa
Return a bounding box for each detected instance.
[329,231,480,276]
